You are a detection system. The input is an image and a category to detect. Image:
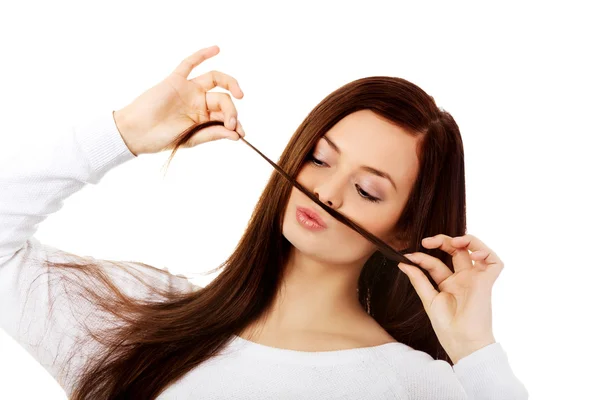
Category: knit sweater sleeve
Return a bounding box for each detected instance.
[396,342,528,399]
[0,112,197,394]
[452,342,529,399]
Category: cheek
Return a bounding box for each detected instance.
[294,164,313,188]
[345,206,399,241]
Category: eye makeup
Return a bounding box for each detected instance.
[307,154,382,203]
[171,121,423,272]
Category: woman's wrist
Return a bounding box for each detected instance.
[113,108,141,156]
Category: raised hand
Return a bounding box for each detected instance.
[398,234,504,363]
[113,45,245,156]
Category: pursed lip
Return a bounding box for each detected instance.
[296,206,327,228]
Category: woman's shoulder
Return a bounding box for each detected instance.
[354,320,434,360]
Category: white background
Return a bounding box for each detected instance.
[1,1,598,398]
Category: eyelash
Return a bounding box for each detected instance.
[307,155,382,203]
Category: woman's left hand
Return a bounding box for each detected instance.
[398,234,504,364]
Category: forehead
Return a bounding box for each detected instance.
[319,110,420,186]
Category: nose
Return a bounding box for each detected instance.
[314,192,334,207]
[313,179,343,209]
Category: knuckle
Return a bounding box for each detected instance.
[449,247,462,256]
[207,70,218,85]
[212,91,231,101]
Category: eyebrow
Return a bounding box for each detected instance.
[321,135,397,191]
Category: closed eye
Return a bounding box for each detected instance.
[307,154,381,203]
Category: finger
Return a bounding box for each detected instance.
[172,46,220,78]
[452,234,504,277]
[186,125,240,146]
[398,260,439,312]
[470,249,493,271]
[205,92,238,130]
[209,112,244,138]
[236,120,246,138]
[401,252,452,286]
[209,111,225,122]
[422,234,473,273]
[191,70,244,99]
[203,111,244,139]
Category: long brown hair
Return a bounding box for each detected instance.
[41,76,465,399]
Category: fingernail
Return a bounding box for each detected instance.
[405,253,414,260]
[398,264,409,275]
[229,117,237,130]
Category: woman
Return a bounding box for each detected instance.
[0,45,528,399]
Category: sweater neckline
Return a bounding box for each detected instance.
[228,334,408,365]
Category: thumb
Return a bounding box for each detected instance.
[398,262,438,311]
[189,126,240,146]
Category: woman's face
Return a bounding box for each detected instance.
[282,110,421,266]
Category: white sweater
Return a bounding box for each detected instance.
[0,112,529,399]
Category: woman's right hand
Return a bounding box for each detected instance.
[113,45,245,156]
